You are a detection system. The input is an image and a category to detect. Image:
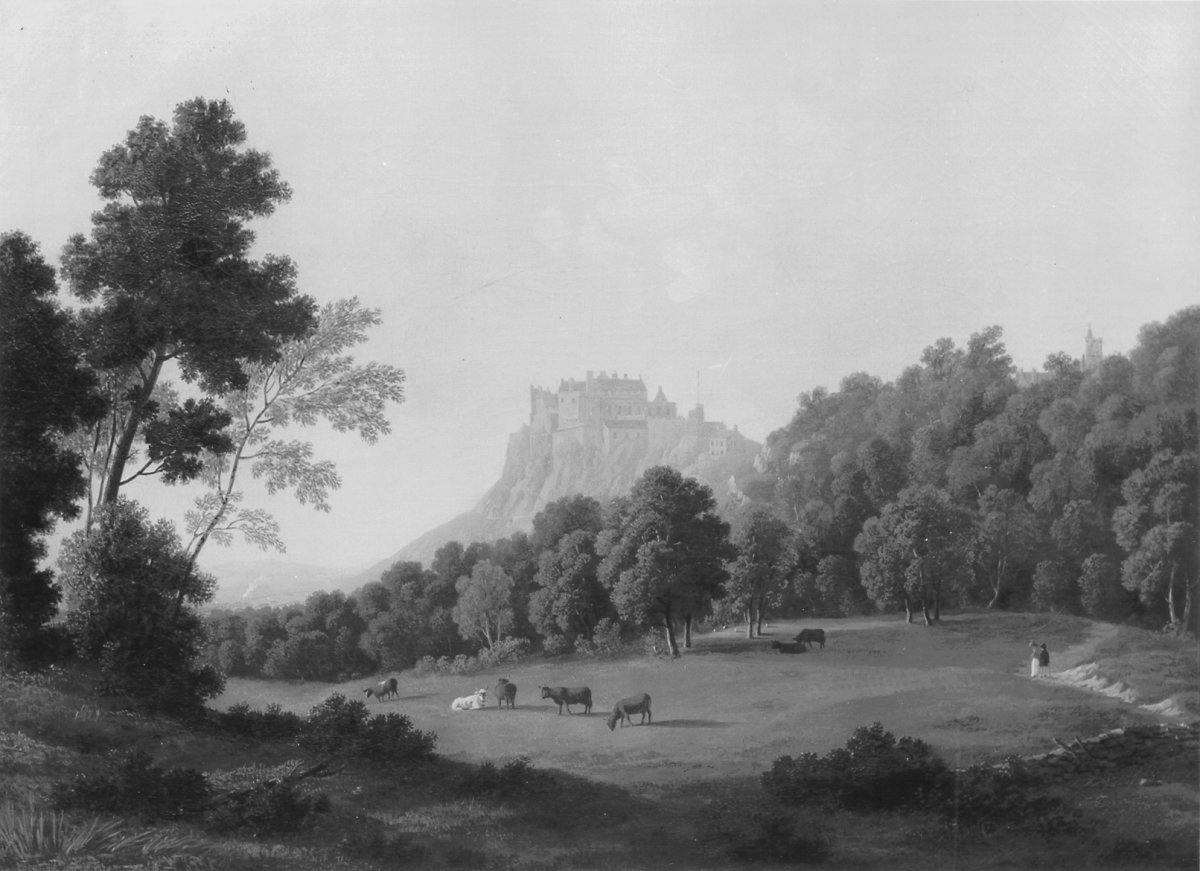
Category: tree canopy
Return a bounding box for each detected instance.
[62,98,316,511]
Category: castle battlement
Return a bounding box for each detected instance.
[530,371,744,459]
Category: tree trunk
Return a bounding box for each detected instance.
[683,613,693,649]
[755,598,765,636]
[101,354,165,506]
[1180,582,1193,636]
[904,599,914,623]
[744,606,754,638]
[932,586,942,622]
[662,620,680,658]
[1167,565,1180,626]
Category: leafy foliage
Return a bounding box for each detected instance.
[52,748,209,820]
[0,232,102,655]
[299,693,437,765]
[57,499,223,710]
[185,297,404,564]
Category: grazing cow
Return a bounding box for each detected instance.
[493,678,517,710]
[539,685,593,715]
[606,693,652,730]
[770,640,805,654]
[364,676,399,702]
[794,628,826,649]
[451,689,488,711]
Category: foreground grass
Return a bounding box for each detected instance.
[2,613,1197,869]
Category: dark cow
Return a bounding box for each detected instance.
[364,676,399,702]
[606,693,652,730]
[770,641,805,654]
[493,678,517,710]
[539,685,593,715]
[794,628,826,649]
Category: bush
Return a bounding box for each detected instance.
[203,781,317,834]
[300,693,437,765]
[540,633,571,657]
[52,748,209,820]
[574,618,623,658]
[223,702,303,741]
[762,722,947,812]
[936,759,1073,834]
[457,756,556,799]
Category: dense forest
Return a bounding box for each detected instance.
[203,309,1198,682]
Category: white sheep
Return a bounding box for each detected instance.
[450,688,488,711]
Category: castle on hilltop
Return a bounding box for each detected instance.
[530,370,743,457]
[1015,326,1105,388]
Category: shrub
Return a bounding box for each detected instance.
[936,759,1073,834]
[540,633,571,657]
[203,781,317,834]
[52,748,209,820]
[762,722,947,812]
[475,636,531,668]
[457,756,556,799]
[222,702,303,741]
[574,618,623,658]
[299,693,436,765]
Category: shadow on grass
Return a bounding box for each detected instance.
[686,639,774,656]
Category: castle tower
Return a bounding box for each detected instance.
[1083,326,1103,372]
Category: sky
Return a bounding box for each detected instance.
[3,1,1197,575]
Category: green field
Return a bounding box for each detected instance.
[4,610,1197,869]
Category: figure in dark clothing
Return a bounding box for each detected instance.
[1038,643,1050,676]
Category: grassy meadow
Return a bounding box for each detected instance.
[3,610,1197,870]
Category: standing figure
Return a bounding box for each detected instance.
[1030,641,1040,678]
[1038,643,1050,677]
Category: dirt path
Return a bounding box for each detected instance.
[1047,621,1189,718]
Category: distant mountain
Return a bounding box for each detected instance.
[203,560,360,608]
[348,392,764,587]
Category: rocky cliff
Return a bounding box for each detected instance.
[354,419,762,583]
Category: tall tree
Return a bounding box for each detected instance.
[855,485,973,624]
[0,232,103,651]
[61,98,316,511]
[971,486,1040,609]
[452,560,515,650]
[597,467,733,656]
[183,297,404,568]
[528,529,610,642]
[724,506,797,637]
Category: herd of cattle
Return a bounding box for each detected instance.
[362,628,827,729]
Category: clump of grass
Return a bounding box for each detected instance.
[0,800,207,862]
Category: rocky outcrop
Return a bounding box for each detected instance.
[370,419,761,572]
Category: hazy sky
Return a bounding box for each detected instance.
[3,2,1197,574]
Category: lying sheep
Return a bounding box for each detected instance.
[539,685,593,715]
[493,678,517,710]
[364,676,399,702]
[606,693,652,730]
[770,640,805,654]
[451,689,488,711]
[794,628,826,649]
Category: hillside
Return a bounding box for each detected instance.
[350,414,763,586]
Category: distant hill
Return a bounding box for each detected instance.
[348,409,764,587]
